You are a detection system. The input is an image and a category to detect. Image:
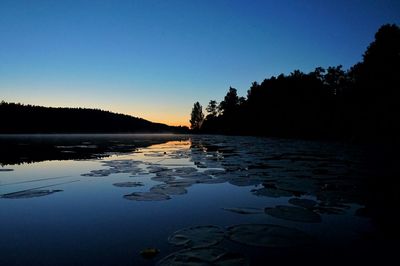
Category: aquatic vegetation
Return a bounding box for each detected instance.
[173,167,198,175]
[264,205,322,223]
[148,165,170,173]
[123,191,171,201]
[81,159,143,177]
[202,169,225,175]
[78,136,369,214]
[276,178,317,194]
[1,189,63,199]
[288,198,318,209]
[313,206,346,215]
[227,224,314,247]
[151,175,176,182]
[1,135,380,266]
[150,184,188,195]
[112,181,144,187]
[157,247,249,266]
[222,207,264,215]
[164,178,197,187]
[168,225,225,248]
[227,175,265,187]
[251,187,293,198]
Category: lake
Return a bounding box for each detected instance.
[0,134,396,265]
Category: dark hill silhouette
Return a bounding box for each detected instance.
[196,24,400,142]
[0,102,188,134]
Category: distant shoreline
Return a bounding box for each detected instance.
[0,133,189,136]
[0,101,189,134]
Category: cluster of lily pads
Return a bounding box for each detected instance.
[80,145,229,201]
[77,137,372,264]
[81,160,145,177]
[156,223,315,265]
[76,133,370,266]
[0,136,373,265]
[222,195,338,223]
[80,136,367,218]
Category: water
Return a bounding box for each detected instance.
[0,134,396,265]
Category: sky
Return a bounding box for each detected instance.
[1,0,399,126]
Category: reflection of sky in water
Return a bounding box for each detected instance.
[0,136,376,265]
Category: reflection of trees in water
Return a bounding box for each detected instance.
[0,135,188,166]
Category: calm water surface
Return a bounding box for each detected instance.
[0,134,396,265]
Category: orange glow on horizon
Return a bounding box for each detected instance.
[137,115,190,128]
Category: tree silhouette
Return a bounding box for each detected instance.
[193,24,400,141]
[219,87,239,116]
[206,100,219,117]
[350,24,400,139]
[190,102,204,130]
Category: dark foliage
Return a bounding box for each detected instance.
[190,102,204,130]
[206,100,219,117]
[198,24,400,142]
[0,102,189,134]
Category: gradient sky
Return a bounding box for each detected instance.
[1,0,399,126]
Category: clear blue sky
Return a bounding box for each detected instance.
[1,0,399,126]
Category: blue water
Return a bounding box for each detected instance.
[0,134,388,265]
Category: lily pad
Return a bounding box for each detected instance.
[81,170,111,177]
[150,184,188,195]
[313,206,345,215]
[276,178,317,194]
[227,176,264,187]
[123,191,170,201]
[155,169,175,176]
[113,181,144,187]
[157,247,248,266]
[265,205,321,223]
[82,159,144,177]
[173,167,198,176]
[227,224,314,247]
[251,187,293,198]
[168,225,225,248]
[151,175,176,182]
[165,178,196,187]
[202,169,225,175]
[222,207,264,215]
[288,198,317,209]
[1,189,63,199]
[148,166,170,173]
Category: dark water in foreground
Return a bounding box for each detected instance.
[0,134,397,265]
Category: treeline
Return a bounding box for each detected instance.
[0,102,188,133]
[191,24,400,141]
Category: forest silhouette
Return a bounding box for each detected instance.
[192,24,400,142]
[0,103,188,134]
